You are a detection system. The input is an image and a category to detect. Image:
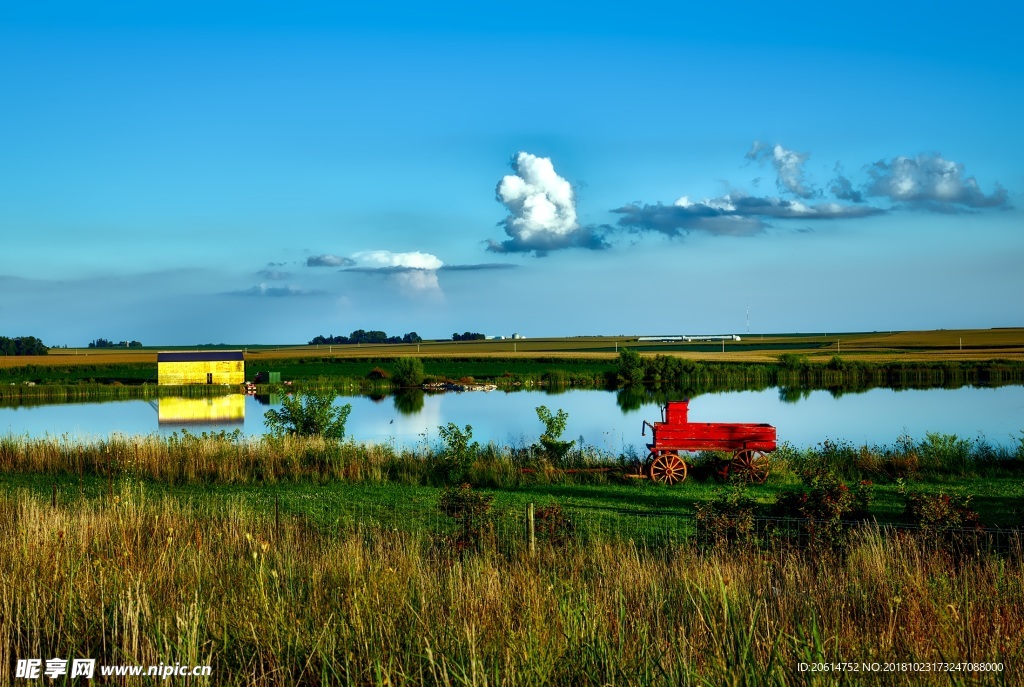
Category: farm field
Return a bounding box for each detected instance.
[1,329,1022,400]
[6,327,1023,370]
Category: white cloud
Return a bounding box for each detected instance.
[351,250,444,270]
[866,153,1008,210]
[614,191,882,237]
[746,141,816,199]
[489,151,607,254]
[344,250,444,297]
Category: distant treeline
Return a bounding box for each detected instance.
[88,338,142,349]
[0,337,48,358]
[615,349,1024,396]
[452,332,486,341]
[0,336,48,356]
[310,330,423,345]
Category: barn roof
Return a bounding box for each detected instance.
[157,351,244,362]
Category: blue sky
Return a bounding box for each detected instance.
[2,1,1021,345]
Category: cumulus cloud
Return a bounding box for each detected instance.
[865,153,1008,210]
[341,250,445,297]
[489,151,608,255]
[350,250,443,271]
[746,141,816,198]
[307,254,355,267]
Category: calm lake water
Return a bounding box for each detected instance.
[2,386,1023,451]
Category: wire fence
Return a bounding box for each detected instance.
[309,499,1023,557]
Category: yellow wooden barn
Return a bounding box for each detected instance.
[156,351,245,385]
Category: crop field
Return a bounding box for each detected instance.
[244,327,1024,364]
[6,327,1022,370]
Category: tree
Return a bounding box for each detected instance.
[264,389,352,438]
[430,423,479,484]
[392,357,425,387]
[617,348,645,386]
[0,336,48,356]
[535,405,573,464]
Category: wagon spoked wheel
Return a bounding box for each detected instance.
[730,449,769,483]
[648,452,687,485]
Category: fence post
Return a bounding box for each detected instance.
[527,502,536,556]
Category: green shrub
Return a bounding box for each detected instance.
[391,357,425,387]
[263,390,352,439]
[903,491,982,534]
[535,405,573,465]
[616,348,645,386]
[772,468,872,550]
[916,432,974,475]
[695,487,759,547]
[429,423,479,485]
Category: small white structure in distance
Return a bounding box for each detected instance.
[637,334,742,342]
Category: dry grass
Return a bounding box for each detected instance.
[0,487,1020,686]
[0,351,156,368]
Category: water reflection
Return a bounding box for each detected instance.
[394,390,425,415]
[157,395,245,425]
[778,387,814,403]
[1,387,1022,450]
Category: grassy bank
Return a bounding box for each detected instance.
[0,486,1020,686]
[1,432,1021,527]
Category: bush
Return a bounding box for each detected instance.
[772,468,872,550]
[903,491,982,534]
[902,490,986,554]
[391,357,425,387]
[367,367,391,380]
[916,432,974,475]
[429,423,479,485]
[695,487,759,547]
[617,348,645,386]
[534,405,573,465]
[439,484,493,552]
[263,390,352,439]
[535,504,575,546]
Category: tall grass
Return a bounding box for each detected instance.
[3,430,1021,488]
[0,488,1019,685]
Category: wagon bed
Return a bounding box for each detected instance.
[640,400,777,485]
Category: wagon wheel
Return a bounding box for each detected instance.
[730,449,769,484]
[648,452,688,485]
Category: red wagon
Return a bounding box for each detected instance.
[641,400,776,485]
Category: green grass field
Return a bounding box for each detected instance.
[2,428,1022,684]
